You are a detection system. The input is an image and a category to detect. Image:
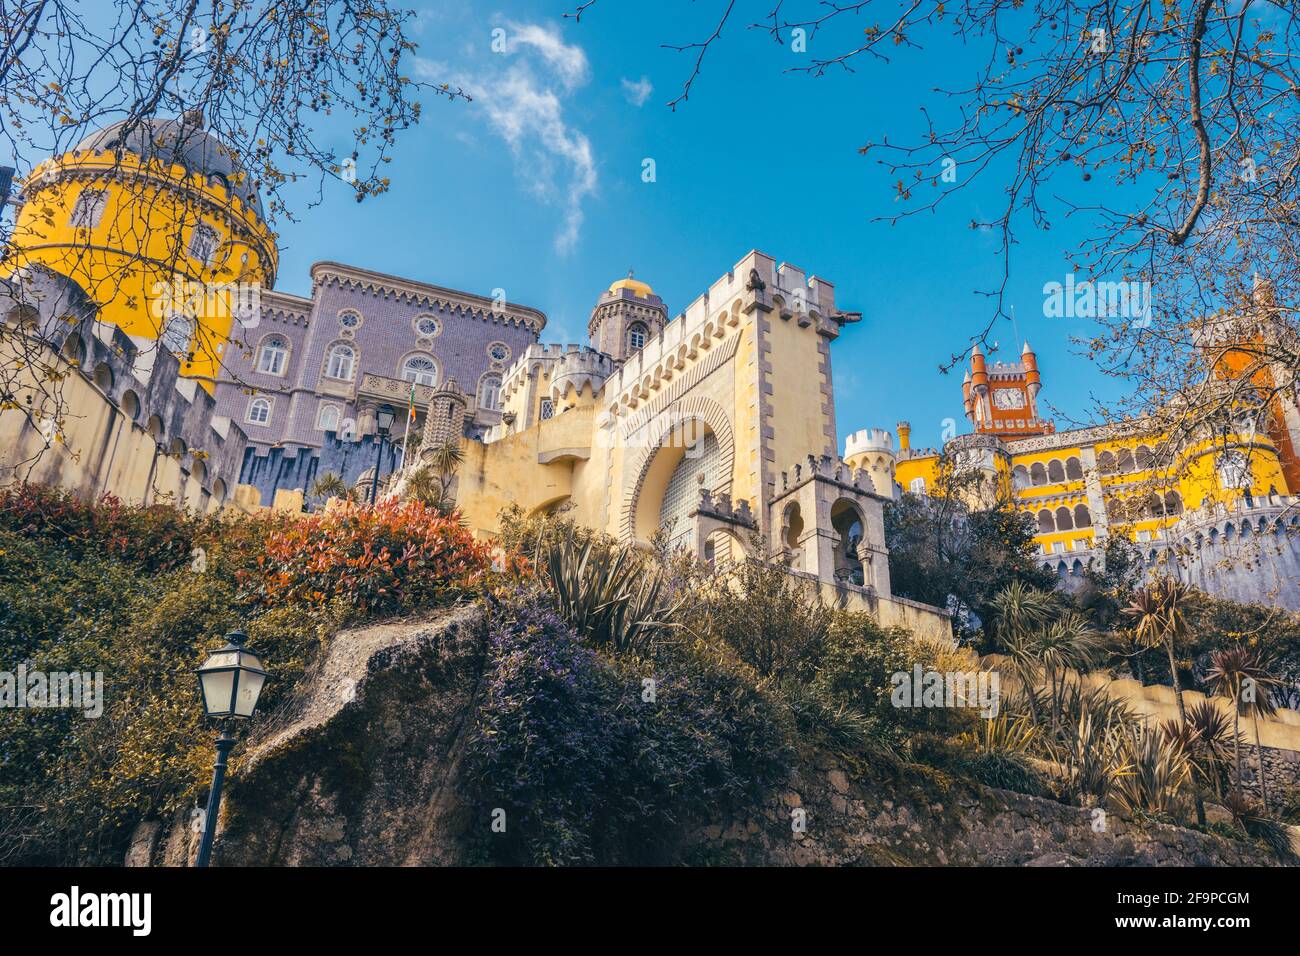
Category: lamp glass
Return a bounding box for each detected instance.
[376,404,396,433]
[234,670,266,717]
[200,669,235,716]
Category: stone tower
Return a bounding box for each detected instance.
[422,379,468,454]
[8,113,276,393]
[587,271,668,362]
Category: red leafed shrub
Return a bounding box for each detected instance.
[238,499,493,616]
[0,483,208,573]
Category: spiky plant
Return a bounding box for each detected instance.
[1109,727,1193,820]
[1161,700,1239,805]
[958,711,1036,755]
[1035,612,1102,731]
[1205,645,1282,810]
[539,535,682,654]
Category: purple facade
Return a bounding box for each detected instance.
[214,261,545,504]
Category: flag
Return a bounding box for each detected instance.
[408,383,417,422]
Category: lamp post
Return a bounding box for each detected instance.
[369,403,396,505]
[194,628,268,868]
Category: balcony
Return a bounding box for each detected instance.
[356,372,439,408]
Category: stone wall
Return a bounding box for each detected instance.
[688,756,1274,867]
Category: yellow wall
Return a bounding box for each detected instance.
[8,150,275,393]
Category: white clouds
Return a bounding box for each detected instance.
[621,76,654,108]
[506,22,590,91]
[419,21,596,254]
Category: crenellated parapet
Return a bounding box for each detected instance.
[550,346,616,404]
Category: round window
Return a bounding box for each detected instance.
[488,343,510,363]
[415,315,441,337]
[339,310,362,329]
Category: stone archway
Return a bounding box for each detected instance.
[620,395,735,544]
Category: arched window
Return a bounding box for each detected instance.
[316,403,341,432]
[478,374,502,411]
[1164,491,1184,515]
[325,343,356,381]
[1098,450,1116,475]
[1030,462,1047,486]
[627,322,648,352]
[257,335,289,375]
[161,315,194,355]
[908,476,926,494]
[1074,503,1092,528]
[1037,509,1055,533]
[1012,465,1030,489]
[1065,457,1083,480]
[401,355,439,387]
[1116,448,1135,473]
[188,223,221,265]
[246,398,271,425]
[1135,445,1153,470]
[1055,506,1074,531]
[1047,459,1065,483]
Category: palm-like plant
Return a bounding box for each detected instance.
[1161,700,1239,808]
[309,472,352,504]
[1205,645,1282,810]
[989,581,1056,724]
[1125,578,1192,721]
[1035,612,1102,731]
[405,438,465,515]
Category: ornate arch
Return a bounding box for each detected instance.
[620,394,735,543]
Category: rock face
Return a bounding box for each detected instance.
[214,605,487,866]
[129,608,1275,867]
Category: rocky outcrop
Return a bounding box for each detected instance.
[213,604,487,866]
[127,608,1277,866]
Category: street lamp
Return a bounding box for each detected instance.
[194,628,268,868]
[369,403,396,505]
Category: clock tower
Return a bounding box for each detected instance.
[961,342,1054,439]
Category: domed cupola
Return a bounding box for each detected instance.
[588,269,668,362]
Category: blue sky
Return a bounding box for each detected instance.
[265,2,1135,452]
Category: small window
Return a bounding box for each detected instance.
[478,374,502,411]
[401,355,438,387]
[539,398,554,420]
[488,342,510,363]
[70,188,108,229]
[161,315,194,355]
[338,310,362,330]
[188,223,221,265]
[628,323,648,351]
[908,476,926,494]
[246,397,272,426]
[414,315,440,337]
[316,403,341,432]
[325,343,356,381]
[257,335,289,375]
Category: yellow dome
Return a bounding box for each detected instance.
[608,276,654,297]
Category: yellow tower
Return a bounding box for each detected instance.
[5,113,276,393]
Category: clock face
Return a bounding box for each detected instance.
[993,388,1025,410]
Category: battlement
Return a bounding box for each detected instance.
[845,427,894,458]
[551,346,616,400]
[693,488,757,528]
[777,453,881,498]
